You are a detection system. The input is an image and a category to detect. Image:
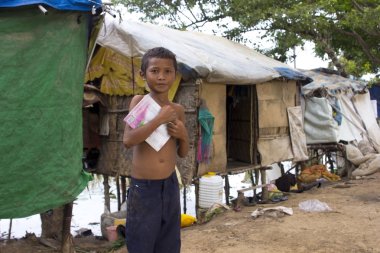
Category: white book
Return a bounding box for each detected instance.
[123,95,170,151]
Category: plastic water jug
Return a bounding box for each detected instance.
[199,173,224,209]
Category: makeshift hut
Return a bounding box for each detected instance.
[83,14,311,213]
[300,68,380,177]
[0,0,101,239]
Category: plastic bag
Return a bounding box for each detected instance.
[298,199,332,212]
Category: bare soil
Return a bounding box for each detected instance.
[1,172,380,253]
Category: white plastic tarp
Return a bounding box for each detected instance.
[371,100,378,117]
[352,93,380,152]
[95,15,291,84]
[287,106,309,161]
[336,91,366,143]
[304,97,339,144]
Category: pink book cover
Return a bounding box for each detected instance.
[123,95,170,151]
[124,95,159,129]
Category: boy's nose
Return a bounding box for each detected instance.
[158,72,165,80]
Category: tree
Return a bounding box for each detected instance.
[113,0,380,78]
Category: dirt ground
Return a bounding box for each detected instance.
[1,172,380,253]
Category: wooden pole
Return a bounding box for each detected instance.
[8,218,12,240]
[61,202,75,253]
[194,179,200,218]
[260,168,269,202]
[116,176,121,211]
[103,175,110,212]
[183,186,187,214]
[254,169,260,197]
[249,170,255,197]
[224,175,230,205]
[121,176,127,205]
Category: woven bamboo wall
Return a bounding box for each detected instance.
[173,80,199,185]
[95,95,132,177]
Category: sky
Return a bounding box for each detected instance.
[291,43,329,70]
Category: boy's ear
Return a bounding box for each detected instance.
[139,70,145,79]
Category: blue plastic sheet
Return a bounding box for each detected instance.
[0,0,101,11]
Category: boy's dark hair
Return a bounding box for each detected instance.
[141,47,177,74]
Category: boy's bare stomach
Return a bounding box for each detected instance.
[131,140,177,180]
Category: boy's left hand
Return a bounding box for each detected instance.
[167,119,186,140]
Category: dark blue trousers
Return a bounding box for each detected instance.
[126,172,181,253]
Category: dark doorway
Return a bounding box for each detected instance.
[227,85,255,164]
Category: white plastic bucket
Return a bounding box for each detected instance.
[199,173,224,209]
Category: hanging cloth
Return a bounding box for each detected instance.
[197,108,215,163]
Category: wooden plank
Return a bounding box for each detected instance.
[238,183,270,193]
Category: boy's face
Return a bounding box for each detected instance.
[141,57,176,94]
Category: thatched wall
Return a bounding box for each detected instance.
[173,80,199,185]
[95,95,132,176]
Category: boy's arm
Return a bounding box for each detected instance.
[123,95,178,149]
[167,104,189,158]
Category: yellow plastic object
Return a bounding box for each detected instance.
[168,74,182,102]
[203,172,216,177]
[85,46,107,82]
[114,218,126,227]
[181,213,196,228]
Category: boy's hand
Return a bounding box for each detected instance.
[167,119,186,140]
[158,105,177,124]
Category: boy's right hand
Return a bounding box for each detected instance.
[158,105,177,124]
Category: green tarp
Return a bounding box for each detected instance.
[0,7,91,218]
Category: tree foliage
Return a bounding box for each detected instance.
[114,0,380,78]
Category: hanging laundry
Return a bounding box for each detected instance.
[197,107,215,163]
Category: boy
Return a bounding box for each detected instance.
[123,47,189,253]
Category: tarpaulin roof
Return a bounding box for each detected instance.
[0,0,101,11]
[274,67,312,82]
[95,15,305,85]
[300,68,367,95]
[0,7,91,218]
